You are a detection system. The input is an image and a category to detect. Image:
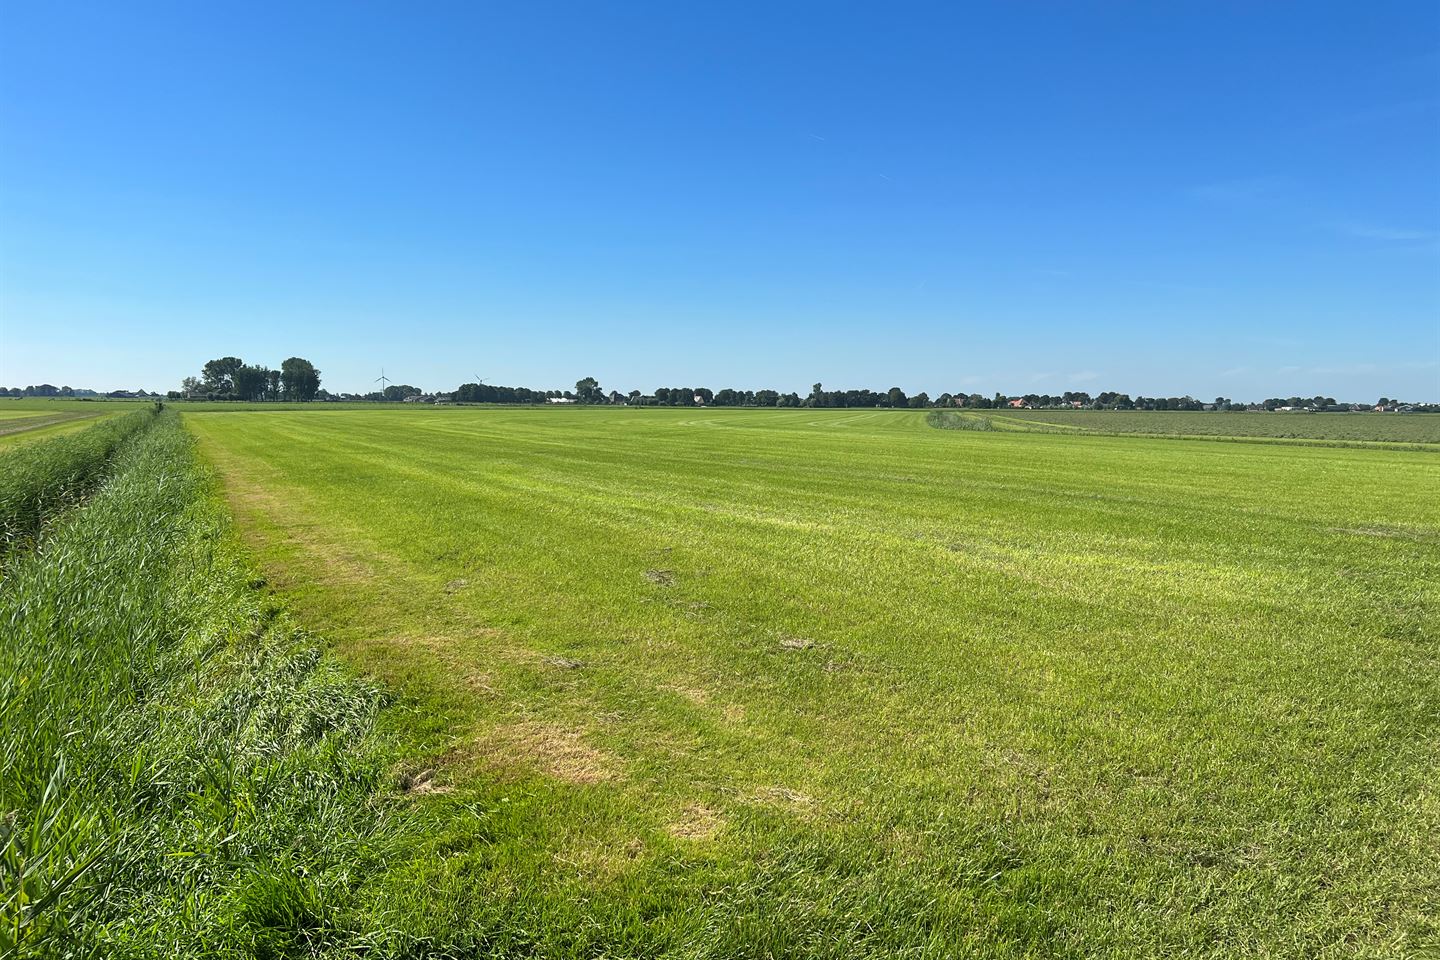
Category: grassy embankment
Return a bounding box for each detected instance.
[1,412,405,958]
[187,405,1440,957]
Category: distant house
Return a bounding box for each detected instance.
[693,393,706,405]
[548,396,576,404]
[1007,398,1027,408]
[607,390,625,404]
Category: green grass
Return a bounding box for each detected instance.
[926,410,995,431]
[182,405,1440,957]
[0,409,156,554]
[0,413,404,957]
[0,408,114,448]
[0,416,114,449]
[981,408,1440,444]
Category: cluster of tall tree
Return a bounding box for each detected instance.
[1260,395,1338,410]
[454,382,561,404]
[185,356,321,401]
[2,384,86,397]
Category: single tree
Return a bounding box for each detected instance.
[575,376,603,403]
[201,357,244,393]
[280,357,322,401]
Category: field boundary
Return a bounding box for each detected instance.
[925,410,1440,451]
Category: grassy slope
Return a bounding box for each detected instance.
[188,406,1439,958]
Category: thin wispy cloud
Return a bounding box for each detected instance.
[1306,360,1438,376]
[1068,370,1100,384]
[1271,361,1437,380]
[1189,177,1288,204]
[1338,223,1440,242]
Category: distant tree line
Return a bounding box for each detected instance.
[433,380,1437,412]
[17,364,1430,411]
[0,384,111,398]
[172,356,323,401]
[454,383,562,404]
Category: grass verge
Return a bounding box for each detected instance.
[0,412,399,958]
[0,409,156,555]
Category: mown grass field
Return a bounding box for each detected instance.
[975,408,1440,445]
[0,400,121,449]
[179,405,1440,957]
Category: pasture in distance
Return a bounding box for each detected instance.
[181,404,1440,956]
[934,407,1440,445]
[0,401,110,448]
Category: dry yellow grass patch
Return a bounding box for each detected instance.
[661,684,710,706]
[668,803,723,840]
[480,721,618,785]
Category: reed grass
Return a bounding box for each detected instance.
[0,412,396,958]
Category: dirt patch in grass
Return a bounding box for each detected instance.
[398,767,453,796]
[780,636,815,651]
[546,656,586,670]
[463,672,498,694]
[668,803,722,840]
[483,721,618,785]
[662,684,710,705]
[643,568,675,586]
[757,785,814,806]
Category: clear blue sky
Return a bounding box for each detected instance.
[2,1,1437,400]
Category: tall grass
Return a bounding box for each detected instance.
[924,409,993,431]
[0,409,156,555]
[0,413,397,957]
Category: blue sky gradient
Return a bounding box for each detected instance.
[2,1,1437,399]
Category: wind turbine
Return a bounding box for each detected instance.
[375,368,392,392]
[473,374,489,385]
